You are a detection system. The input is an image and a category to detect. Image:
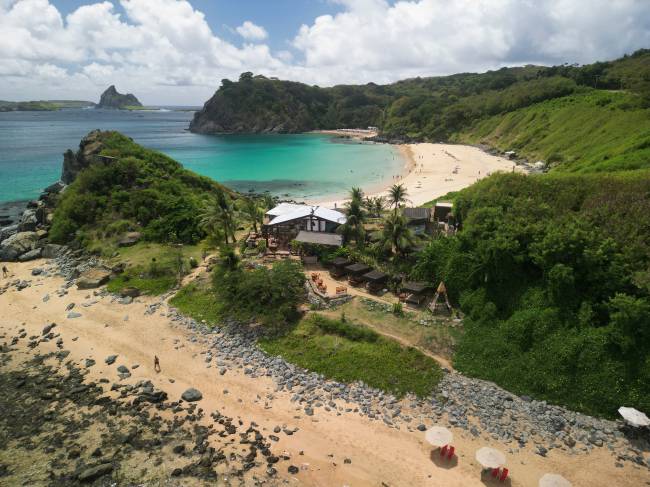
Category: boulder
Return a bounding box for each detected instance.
[181,388,203,402]
[120,287,140,298]
[18,209,38,232]
[105,355,118,365]
[0,231,38,261]
[77,463,113,482]
[77,269,111,289]
[43,181,65,194]
[117,232,141,247]
[18,248,42,262]
[42,244,65,259]
[0,224,18,241]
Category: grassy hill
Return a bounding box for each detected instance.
[455,90,650,172]
[0,100,95,111]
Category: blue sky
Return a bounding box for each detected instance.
[1,0,649,104]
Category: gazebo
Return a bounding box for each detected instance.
[363,270,389,294]
[346,263,371,286]
[329,257,351,278]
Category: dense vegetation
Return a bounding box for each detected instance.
[50,131,229,246]
[211,249,306,330]
[413,172,650,416]
[259,314,442,398]
[191,50,650,170]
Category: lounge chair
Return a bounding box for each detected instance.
[499,468,509,481]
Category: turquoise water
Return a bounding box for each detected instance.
[0,109,402,204]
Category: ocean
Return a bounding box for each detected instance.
[0,108,402,205]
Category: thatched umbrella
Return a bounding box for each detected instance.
[475,447,506,469]
[618,407,650,427]
[425,426,453,447]
[539,473,572,487]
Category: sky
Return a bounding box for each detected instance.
[1,0,649,105]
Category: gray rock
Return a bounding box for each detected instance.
[0,231,38,261]
[0,224,18,242]
[76,269,111,289]
[85,359,96,367]
[31,267,43,276]
[67,311,82,319]
[18,248,42,261]
[105,355,118,365]
[77,463,113,482]
[117,365,129,374]
[42,323,56,335]
[42,244,64,259]
[181,388,203,402]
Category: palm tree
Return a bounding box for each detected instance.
[371,196,386,218]
[350,187,364,202]
[388,183,409,215]
[340,187,366,246]
[243,198,262,233]
[380,212,415,258]
[200,191,236,244]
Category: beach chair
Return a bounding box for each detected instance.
[440,445,448,457]
[491,468,500,478]
[499,468,509,481]
[446,446,455,460]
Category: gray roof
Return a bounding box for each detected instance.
[363,270,388,282]
[294,231,343,247]
[402,207,431,220]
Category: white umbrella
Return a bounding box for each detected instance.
[425,426,453,447]
[475,447,506,469]
[539,473,572,487]
[618,407,650,427]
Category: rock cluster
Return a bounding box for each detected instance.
[96,85,142,109]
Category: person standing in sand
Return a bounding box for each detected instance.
[2,265,8,278]
[154,355,161,372]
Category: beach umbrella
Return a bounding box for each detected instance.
[425,426,453,447]
[539,473,572,487]
[618,407,650,427]
[475,447,506,469]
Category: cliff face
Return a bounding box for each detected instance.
[97,85,142,109]
[189,73,331,134]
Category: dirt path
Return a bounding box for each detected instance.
[1,259,647,487]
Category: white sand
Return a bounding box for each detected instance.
[1,260,645,487]
[315,143,522,209]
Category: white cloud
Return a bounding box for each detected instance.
[292,0,650,85]
[0,0,649,104]
[236,20,268,41]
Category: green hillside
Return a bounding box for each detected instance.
[0,100,94,111]
[455,90,650,172]
[50,130,231,246]
[414,171,650,417]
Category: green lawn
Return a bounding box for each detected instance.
[105,242,202,295]
[168,281,222,325]
[259,314,442,398]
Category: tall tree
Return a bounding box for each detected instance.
[243,198,263,233]
[388,183,409,215]
[200,190,236,244]
[380,212,415,257]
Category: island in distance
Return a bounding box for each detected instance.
[96,85,143,110]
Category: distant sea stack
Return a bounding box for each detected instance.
[97,85,142,109]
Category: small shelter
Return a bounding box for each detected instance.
[330,257,351,278]
[429,281,452,315]
[402,207,432,235]
[433,202,453,222]
[363,270,389,294]
[346,263,370,286]
[401,281,429,306]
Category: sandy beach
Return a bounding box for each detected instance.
[315,142,521,208]
[1,259,647,487]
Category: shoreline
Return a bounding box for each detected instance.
[312,142,523,209]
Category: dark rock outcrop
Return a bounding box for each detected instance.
[76,269,111,289]
[97,85,142,109]
[61,130,108,185]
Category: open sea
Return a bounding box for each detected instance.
[0,108,402,205]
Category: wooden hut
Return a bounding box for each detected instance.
[363,270,389,294]
[330,257,351,278]
[346,263,371,286]
[400,281,430,306]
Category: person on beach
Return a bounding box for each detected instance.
[2,265,8,278]
[154,355,161,372]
